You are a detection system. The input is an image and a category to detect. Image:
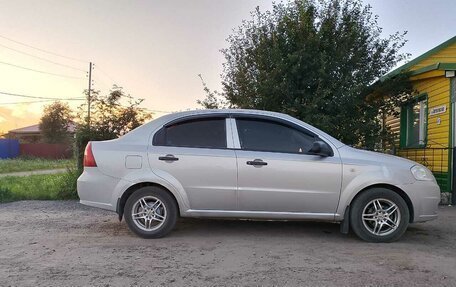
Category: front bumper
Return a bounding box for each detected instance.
[397,180,440,223]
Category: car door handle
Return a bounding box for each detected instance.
[246,159,268,166]
[158,154,179,161]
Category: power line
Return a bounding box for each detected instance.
[87,62,92,126]
[0,60,86,79]
[0,34,87,63]
[0,100,51,105]
[94,63,144,101]
[94,64,116,83]
[91,63,156,117]
[0,99,85,106]
[91,76,111,91]
[94,64,131,95]
[0,91,84,100]
[0,43,87,72]
[143,108,175,114]
[0,98,85,105]
[0,91,172,112]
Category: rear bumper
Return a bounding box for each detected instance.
[77,167,120,212]
[397,180,440,223]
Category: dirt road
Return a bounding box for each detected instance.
[0,201,455,287]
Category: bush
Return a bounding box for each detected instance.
[75,87,152,169]
[0,158,75,174]
[55,167,82,199]
[75,127,107,170]
[0,174,62,202]
[0,186,13,202]
[0,169,82,203]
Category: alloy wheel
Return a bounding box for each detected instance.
[361,198,401,236]
[131,196,167,232]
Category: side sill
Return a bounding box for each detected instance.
[80,200,115,211]
[182,209,338,221]
[415,214,438,222]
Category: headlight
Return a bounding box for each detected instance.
[410,165,433,181]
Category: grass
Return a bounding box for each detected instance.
[0,158,76,174]
[0,168,80,203]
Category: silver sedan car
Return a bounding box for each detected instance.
[77,109,440,242]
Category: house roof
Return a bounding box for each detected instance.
[8,124,40,134]
[8,123,76,134]
[380,35,456,81]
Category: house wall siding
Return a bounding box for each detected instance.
[386,73,451,192]
[411,42,456,70]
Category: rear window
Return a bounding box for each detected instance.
[154,118,226,149]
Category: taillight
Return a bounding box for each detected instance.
[83,142,97,167]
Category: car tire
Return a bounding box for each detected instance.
[350,188,410,243]
[124,186,178,239]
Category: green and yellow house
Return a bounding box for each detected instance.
[381,35,456,203]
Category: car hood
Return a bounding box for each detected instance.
[336,146,424,185]
[337,146,418,169]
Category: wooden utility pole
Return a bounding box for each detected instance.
[87,62,93,126]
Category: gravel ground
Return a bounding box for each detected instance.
[0,201,455,287]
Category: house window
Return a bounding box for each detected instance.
[401,96,427,148]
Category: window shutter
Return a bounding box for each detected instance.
[399,106,407,148]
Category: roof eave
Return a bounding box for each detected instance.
[380,35,456,82]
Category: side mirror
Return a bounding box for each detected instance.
[309,140,333,157]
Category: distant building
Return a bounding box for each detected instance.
[6,123,75,143]
[7,124,42,143]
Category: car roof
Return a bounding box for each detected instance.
[121,109,345,148]
[162,108,289,118]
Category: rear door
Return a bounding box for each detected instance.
[234,116,342,214]
[148,116,238,210]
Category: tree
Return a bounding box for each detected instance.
[75,85,152,168]
[39,101,74,143]
[78,85,152,139]
[198,0,412,148]
[196,74,226,109]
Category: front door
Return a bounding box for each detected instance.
[234,117,342,214]
[452,77,456,204]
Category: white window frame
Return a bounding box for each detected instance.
[405,97,426,147]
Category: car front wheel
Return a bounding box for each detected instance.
[124,186,178,238]
[350,188,410,242]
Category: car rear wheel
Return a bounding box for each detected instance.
[350,188,410,242]
[124,186,178,238]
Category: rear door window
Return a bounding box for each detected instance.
[154,118,227,149]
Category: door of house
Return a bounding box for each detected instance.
[451,77,456,204]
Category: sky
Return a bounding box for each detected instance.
[0,0,455,134]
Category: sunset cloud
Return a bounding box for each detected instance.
[0,106,40,135]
